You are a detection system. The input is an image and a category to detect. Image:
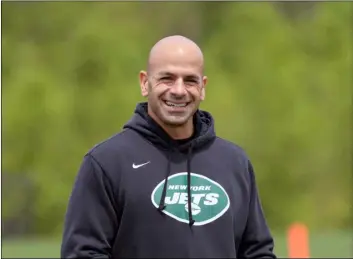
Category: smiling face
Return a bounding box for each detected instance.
[143,65,206,127]
[139,36,208,128]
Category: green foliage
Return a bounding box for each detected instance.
[2,2,351,236]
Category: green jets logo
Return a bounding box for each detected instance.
[151,172,230,226]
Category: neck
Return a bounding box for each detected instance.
[148,109,194,140]
[163,121,194,140]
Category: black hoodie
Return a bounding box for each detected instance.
[61,102,276,258]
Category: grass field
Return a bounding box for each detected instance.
[2,231,352,258]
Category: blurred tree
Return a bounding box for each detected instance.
[275,2,317,21]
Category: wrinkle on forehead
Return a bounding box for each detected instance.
[147,35,204,74]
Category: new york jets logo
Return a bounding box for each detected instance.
[151,172,230,226]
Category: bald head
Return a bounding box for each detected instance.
[147,35,204,74]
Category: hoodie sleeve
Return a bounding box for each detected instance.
[61,153,118,258]
[237,161,276,259]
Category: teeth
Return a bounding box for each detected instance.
[165,101,187,107]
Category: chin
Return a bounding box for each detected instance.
[161,114,192,127]
[152,101,196,127]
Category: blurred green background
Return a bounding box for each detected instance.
[2,2,352,258]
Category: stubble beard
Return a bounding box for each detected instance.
[157,102,192,127]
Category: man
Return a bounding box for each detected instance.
[61,35,276,258]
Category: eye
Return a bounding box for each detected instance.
[159,77,174,86]
[185,79,199,85]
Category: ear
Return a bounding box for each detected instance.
[200,75,208,101]
[139,70,149,97]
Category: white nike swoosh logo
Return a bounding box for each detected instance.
[132,161,150,169]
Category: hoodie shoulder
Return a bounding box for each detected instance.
[215,137,249,158]
[88,129,129,155]
[213,136,252,169]
[84,129,136,170]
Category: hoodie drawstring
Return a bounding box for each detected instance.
[157,144,195,226]
[186,144,195,226]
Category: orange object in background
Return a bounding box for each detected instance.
[287,223,310,258]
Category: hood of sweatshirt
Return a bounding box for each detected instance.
[123,102,216,226]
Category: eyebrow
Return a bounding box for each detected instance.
[157,72,174,77]
[157,72,199,81]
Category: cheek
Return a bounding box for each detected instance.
[151,84,169,96]
[188,88,202,100]
[147,87,158,99]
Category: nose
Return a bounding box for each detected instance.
[169,78,187,97]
